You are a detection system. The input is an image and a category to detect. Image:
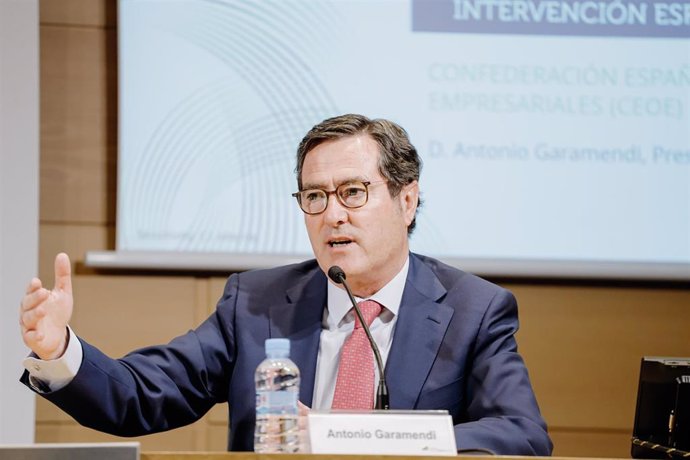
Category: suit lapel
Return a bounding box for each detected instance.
[386,255,453,409]
[268,268,327,408]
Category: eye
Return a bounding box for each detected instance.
[340,184,366,199]
[303,190,323,202]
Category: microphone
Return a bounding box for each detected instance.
[327,266,389,410]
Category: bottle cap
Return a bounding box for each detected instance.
[265,338,290,356]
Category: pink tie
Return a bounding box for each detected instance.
[331,300,382,410]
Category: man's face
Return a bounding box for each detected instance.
[300,134,418,297]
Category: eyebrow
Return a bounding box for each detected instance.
[301,176,369,190]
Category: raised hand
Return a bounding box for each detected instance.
[19,253,74,360]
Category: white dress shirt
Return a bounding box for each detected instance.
[312,256,409,409]
[24,257,410,402]
[23,326,83,392]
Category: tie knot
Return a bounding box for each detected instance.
[354,300,382,329]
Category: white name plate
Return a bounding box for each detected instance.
[307,410,456,456]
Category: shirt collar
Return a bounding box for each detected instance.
[326,256,410,327]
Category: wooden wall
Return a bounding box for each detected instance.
[36,1,690,456]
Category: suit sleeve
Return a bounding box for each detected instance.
[454,288,553,456]
[19,273,242,437]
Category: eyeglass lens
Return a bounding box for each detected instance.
[297,181,369,214]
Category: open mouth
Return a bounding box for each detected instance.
[328,239,353,247]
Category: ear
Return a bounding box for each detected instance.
[398,180,419,227]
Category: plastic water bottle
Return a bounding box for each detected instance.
[254,338,301,453]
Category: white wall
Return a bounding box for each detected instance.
[0,0,39,444]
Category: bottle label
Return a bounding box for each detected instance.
[256,390,299,415]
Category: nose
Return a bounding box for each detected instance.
[322,193,349,227]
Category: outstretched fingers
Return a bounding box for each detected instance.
[21,285,49,310]
[25,277,42,295]
[53,253,72,294]
[20,286,50,330]
[21,301,48,327]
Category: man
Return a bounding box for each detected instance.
[19,114,552,455]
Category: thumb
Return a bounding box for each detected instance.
[54,252,72,295]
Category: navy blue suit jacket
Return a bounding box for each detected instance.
[22,254,552,455]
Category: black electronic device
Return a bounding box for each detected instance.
[632,357,690,458]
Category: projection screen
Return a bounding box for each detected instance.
[85,0,690,280]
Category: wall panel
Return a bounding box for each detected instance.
[514,285,690,432]
[36,420,206,452]
[40,0,115,28]
[549,429,632,458]
[40,24,116,224]
[38,223,110,282]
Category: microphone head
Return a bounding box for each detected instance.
[327,266,346,284]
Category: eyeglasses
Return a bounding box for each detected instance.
[292,180,387,215]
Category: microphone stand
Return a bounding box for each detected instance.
[329,267,390,410]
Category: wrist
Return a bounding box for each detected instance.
[42,327,70,361]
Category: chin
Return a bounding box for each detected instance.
[338,264,368,282]
[320,258,361,279]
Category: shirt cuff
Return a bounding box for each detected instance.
[22,326,83,393]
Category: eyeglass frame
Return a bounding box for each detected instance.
[291,180,388,215]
